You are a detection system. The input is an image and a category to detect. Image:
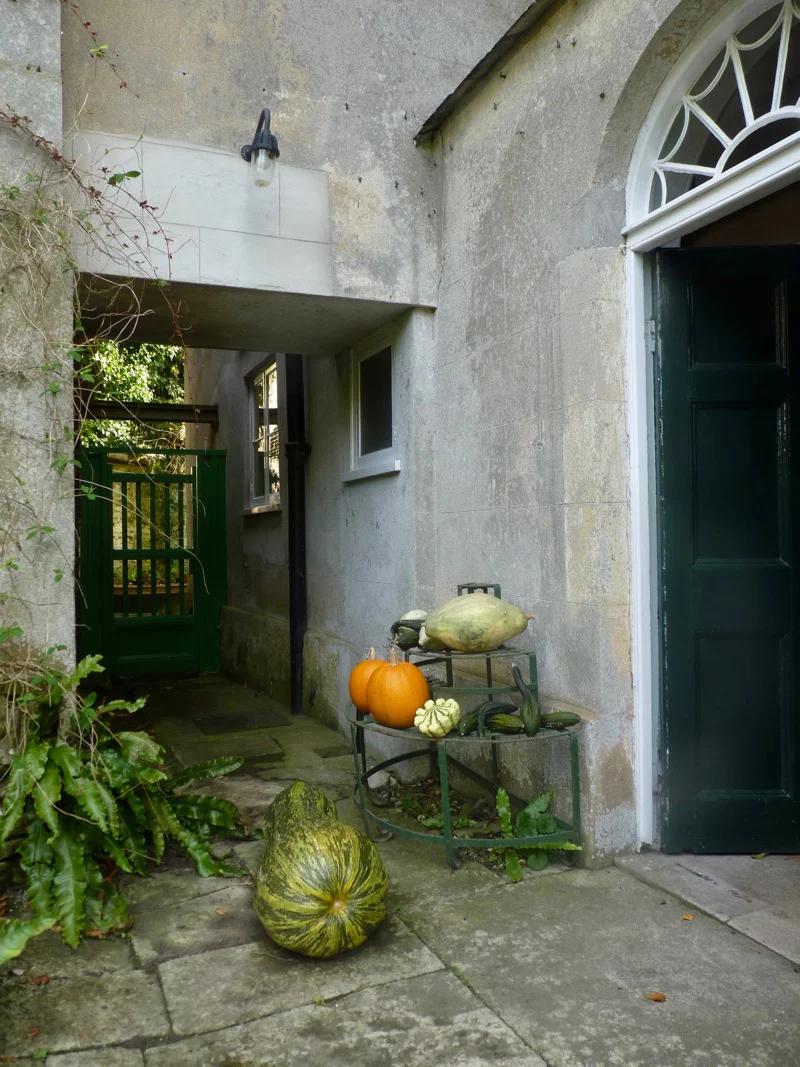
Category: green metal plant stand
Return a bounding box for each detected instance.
[350,646,582,869]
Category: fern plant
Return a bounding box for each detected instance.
[496,787,581,882]
[0,651,245,963]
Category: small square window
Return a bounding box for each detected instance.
[346,339,400,481]
[248,362,280,509]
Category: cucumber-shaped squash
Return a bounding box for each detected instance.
[425,592,532,653]
[254,782,388,958]
[486,712,526,734]
[541,710,581,730]
[458,700,517,736]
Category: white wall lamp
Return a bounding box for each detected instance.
[241,108,280,188]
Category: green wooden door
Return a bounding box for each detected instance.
[78,449,226,674]
[655,248,800,853]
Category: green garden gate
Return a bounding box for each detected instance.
[78,448,226,674]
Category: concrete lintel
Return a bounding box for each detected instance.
[78,275,430,356]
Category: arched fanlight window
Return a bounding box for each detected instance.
[650,0,800,211]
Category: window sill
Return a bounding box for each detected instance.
[342,459,401,484]
[243,501,282,516]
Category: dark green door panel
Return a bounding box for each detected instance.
[655,248,800,853]
[78,449,226,675]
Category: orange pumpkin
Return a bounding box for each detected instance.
[348,648,387,712]
[366,646,429,729]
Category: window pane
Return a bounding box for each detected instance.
[359,347,392,456]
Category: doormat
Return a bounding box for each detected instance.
[193,710,291,734]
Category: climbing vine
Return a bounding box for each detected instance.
[0,1,241,964]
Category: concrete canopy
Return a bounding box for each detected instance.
[78,275,426,357]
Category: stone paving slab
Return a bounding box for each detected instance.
[4,929,137,979]
[194,772,284,830]
[0,970,169,1057]
[399,866,800,1066]
[729,907,800,965]
[131,884,262,966]
[157,914,444,1036]
[121,868,249,911]
[674,852,800,918]
[618,852,800,964]
[616,852,757,922]
[144,970,545,1067]
[47,1048,145,1066]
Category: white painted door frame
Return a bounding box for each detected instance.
[624,0,800,846]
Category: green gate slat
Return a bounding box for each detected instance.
[77,447,226,673]
[135,480,143,616]
[166,479,173,616]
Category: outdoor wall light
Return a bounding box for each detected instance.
[241,108,280,188]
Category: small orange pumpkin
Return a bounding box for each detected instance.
[366,645,430,729]
[349,648,387,712]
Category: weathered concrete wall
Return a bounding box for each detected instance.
[61,0,530,307]
[428,0,731,859]
[303,310,437,765]
[0,0,75,668]
[185,348,291,705]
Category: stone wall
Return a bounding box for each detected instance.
[303,310,436,740]
[426,0,731,858]
[61,0,530,307]
[0,0,74,667]
[185,348,292,705]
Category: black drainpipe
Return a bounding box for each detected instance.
[284,353,308,715]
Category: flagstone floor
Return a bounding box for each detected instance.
[2,675,799,1066]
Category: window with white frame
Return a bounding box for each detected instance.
[647,0,800,215]
[347,339,399,480]
[248,362,280,508]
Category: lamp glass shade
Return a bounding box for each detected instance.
[253,149,276,188]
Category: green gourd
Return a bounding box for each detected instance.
[254,782,388,958]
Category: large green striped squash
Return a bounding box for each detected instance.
[254,782,388,958]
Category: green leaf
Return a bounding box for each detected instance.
[73,777,119,837]
[504,849,524,882]
[118,731,164,769]
[0,916,55,965]
[515,810,558,838]
[522,790,552,818]
[32,758,62,836]
[523,849,550,871]
[168,756,243,789]
[0,740,51,846]
[111,809,148,874]
[89,43,109,57]
[18,819,55,918]
[83,854,129,933]
[98,697,147,717]
[150,796,238,877]
[496,787,513,838]
[523,839,581,852]
[170,794,243,834]
[50,741,83,786]
[152,825,166,862]
[63,655,105,690]
[98,748,137,791]
[51,824,87,948]
[417,814,444,830]
[108,169,140,186]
